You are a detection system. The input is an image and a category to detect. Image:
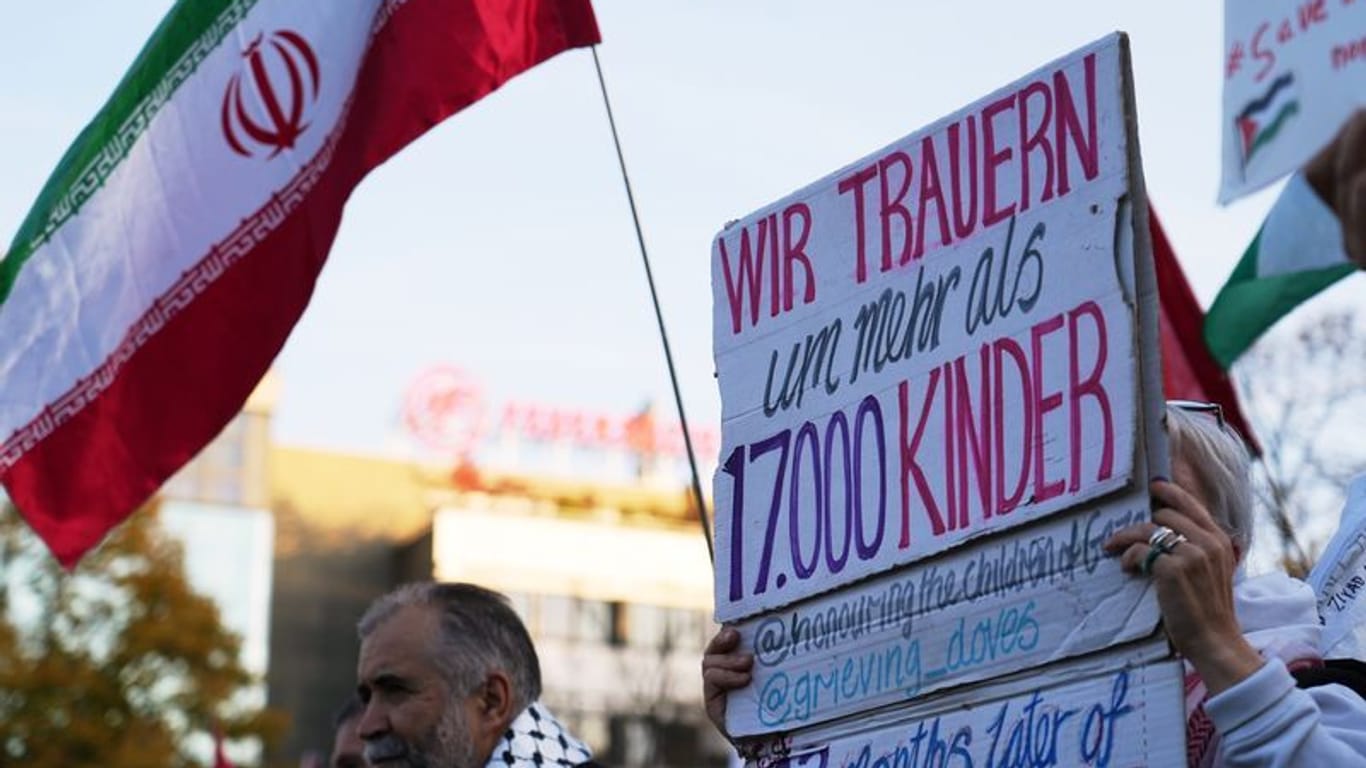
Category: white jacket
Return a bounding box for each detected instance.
[1204,572,1366,766]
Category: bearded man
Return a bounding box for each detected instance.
[355,582,603,768]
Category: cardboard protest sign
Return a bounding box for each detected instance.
[711,33,1162,621]
[741,647,1185,768]
[1221,0,1366,202]
[710,32,1175,747]
[726,499,1161,735]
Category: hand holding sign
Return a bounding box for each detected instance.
[702,627,752,739]
[1305,110,1366,269]
[1105,477,1262,696]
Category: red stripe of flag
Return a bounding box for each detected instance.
[1150,207,1260,453]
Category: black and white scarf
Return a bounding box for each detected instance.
[485,702,594,768]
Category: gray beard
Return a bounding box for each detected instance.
[363,705,481,768]
[430,703,482,768]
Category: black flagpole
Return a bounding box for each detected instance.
[589,46,714,563]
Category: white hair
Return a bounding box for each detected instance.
[1165,403,1254,556]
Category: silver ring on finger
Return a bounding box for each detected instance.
[1148,525,1179,550]
[1159,533,1189,554]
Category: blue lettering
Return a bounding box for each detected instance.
[986,700,1009,768]
[944,600,1040,676]
[762,639,924,726]
[1079,670,1132,768]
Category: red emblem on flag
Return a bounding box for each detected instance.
[220,30,321,159]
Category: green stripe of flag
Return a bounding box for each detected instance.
[1247,102,1299,162]
[1203,229,1354,368]
[0,0,259,307]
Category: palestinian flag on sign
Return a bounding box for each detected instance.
[0,0,599,566]
[1204,173,1355,369]
[1236,72,1299,171]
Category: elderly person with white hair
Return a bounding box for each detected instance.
[702,402,1366,767]
[1102,402,1366,766]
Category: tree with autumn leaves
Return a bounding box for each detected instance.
[0,504,286,767]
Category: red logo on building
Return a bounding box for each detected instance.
[402,365,722,462]
[221,30,321,159]
[404,366,489,457]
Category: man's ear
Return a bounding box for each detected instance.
[467,670,519,763]
[473,670,517,734]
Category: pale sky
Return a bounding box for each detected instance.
[0,1,1352,462]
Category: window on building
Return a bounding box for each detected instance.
[573,599,610,644]
[627,604,665,649]
[608,602,628,647]
[662,608,709,653]
[539,595,573,640]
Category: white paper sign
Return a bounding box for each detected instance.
[725,499,1161,736]
[741,650,1186,768]
[1220,0,1366,202]
[712,34,1144,623]
[1308,474,1366,658]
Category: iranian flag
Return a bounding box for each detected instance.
[0,0,599,566]
[1204,173,1357,368]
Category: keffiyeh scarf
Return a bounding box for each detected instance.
[485,702,594,768]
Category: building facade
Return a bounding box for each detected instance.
[166,372,729,766]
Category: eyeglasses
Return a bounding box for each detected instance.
[1168,399,1255,452]
[1167,399,1226,430]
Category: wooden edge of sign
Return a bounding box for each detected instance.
[1105,32,1172,662]
[1115,32,1172,491]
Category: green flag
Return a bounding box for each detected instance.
[1205,173,1357,368]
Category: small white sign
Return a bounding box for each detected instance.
[1220,0,1366,202]
[1309,475,1366,658]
